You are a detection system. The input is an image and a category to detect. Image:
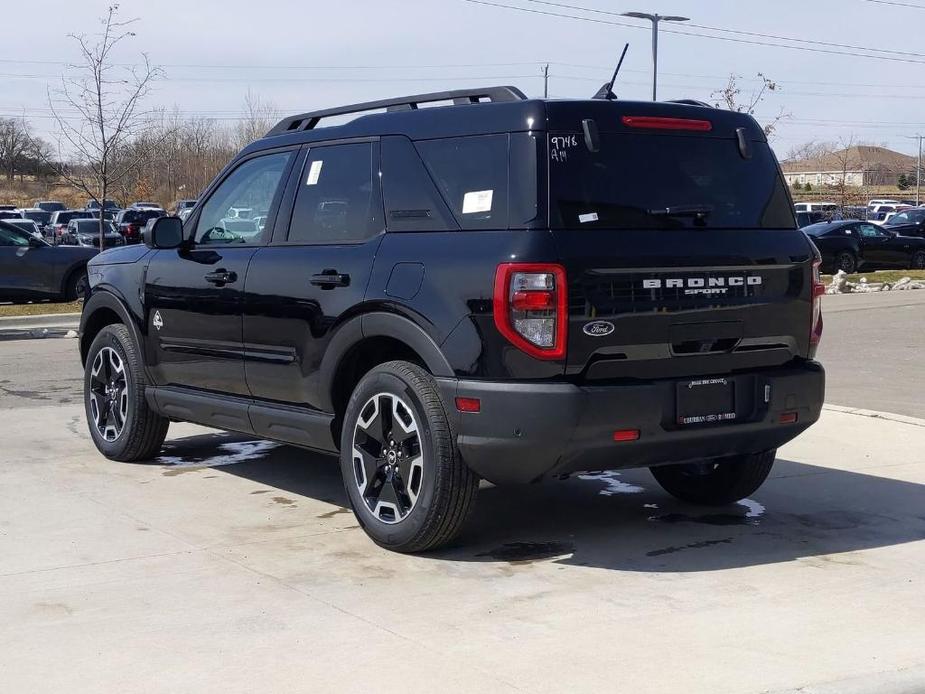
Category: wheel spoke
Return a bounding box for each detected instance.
[353,446,382,497]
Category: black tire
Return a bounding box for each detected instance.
[649,449,776,505]
[66,268,89,301]
[912,251,925,270]
[835,251,857,275]
[84,324,169,461]
[339,360,478,553]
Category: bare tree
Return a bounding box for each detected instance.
[712,73,789,138]
[785,140,836,162]
[44,4,162,247]
[233,91,280,150]
[0,118,35,181]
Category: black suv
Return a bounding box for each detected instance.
[78,87,825,552]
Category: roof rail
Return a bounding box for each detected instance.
[667,99,714,108]
[266,86,528,137]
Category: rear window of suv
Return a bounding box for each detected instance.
[549,132,795,230]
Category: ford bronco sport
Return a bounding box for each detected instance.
[79,86,825,552]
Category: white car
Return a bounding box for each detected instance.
[794,201,838,214]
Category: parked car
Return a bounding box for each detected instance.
[803,219,925,273]
[85,199,121,212]
[114,207,165,243]
[794,201,838,214]
[867,198,900,208]
[128,201,160,209]
[881,207,925,238]
[0,204,18,211]
[0,220,97,302]
[866,203,909,221]
[20,208,52,231]
[177,207,194,223]
[48,210,94,242]
[0,210,23,220]
[79,87,825,552]
[32,200,67,212]
[61,219,124,249]
[171,199,197,216]
[4,219,43,238]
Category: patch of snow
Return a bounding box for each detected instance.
[577,471,645,495]
[158,440,281,469]
[738,498,765,519]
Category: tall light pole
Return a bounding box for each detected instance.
[622,11,689,101]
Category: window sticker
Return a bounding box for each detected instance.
[306,160,323,186]
[462,190,493,214]
[578,212,599,224]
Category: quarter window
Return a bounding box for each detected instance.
[416,134,510,230]
[195,151,292,245]
[287,143,379,244]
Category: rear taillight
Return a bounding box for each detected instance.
[493,263,567,360]
[810,256,825,347]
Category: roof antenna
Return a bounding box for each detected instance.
[593,43,629,101]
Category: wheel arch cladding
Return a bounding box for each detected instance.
[324,312,454,442]
[79,291,144,367]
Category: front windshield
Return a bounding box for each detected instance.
[886,210,924,226]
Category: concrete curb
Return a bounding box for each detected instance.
[0,312,80,329]
[0,312,80,338]
[822,404,925,428]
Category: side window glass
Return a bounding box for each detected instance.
[859,224,880,238]
[381,136,455,232]
[195,151,292,246]
[288,142,378,244]
[416,134,510,230]
[0,226,30,246]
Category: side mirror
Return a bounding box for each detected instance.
[143,216,184,249]
[28,236,45,248]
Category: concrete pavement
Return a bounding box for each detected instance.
[1,403,924,693]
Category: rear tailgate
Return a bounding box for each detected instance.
[556,228,814,380]
[544,101,814,380]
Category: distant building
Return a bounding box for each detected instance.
[781,146,915,188]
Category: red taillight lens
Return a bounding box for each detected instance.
[810,257,825,346]
[493,263,567,360]
[779,412,799,424]
[621,115,713,132]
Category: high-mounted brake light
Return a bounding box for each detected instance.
[493,263,567,360]
[621,115,713,132]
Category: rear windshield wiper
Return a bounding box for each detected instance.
[647,204,714,218]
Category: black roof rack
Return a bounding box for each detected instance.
[266,86,528,137]
[667,99,714,108]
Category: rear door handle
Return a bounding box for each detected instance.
[310,270,350,288]
[204,269,237,285]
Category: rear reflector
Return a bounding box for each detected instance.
[613,429,640,442]
[621,115,713,132]
[455,397,481,413]
[779,412,799,424]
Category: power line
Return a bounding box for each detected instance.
[861,0,925,8]
[463,0,925,66]
[520,0,925,60]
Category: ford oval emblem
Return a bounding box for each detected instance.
[583,321,615,337]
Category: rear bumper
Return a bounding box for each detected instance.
[438,361,825,485]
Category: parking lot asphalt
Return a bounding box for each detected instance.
[817,291,925,418]
[0,293,922,693]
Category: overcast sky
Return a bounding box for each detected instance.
[4,0,925,158]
